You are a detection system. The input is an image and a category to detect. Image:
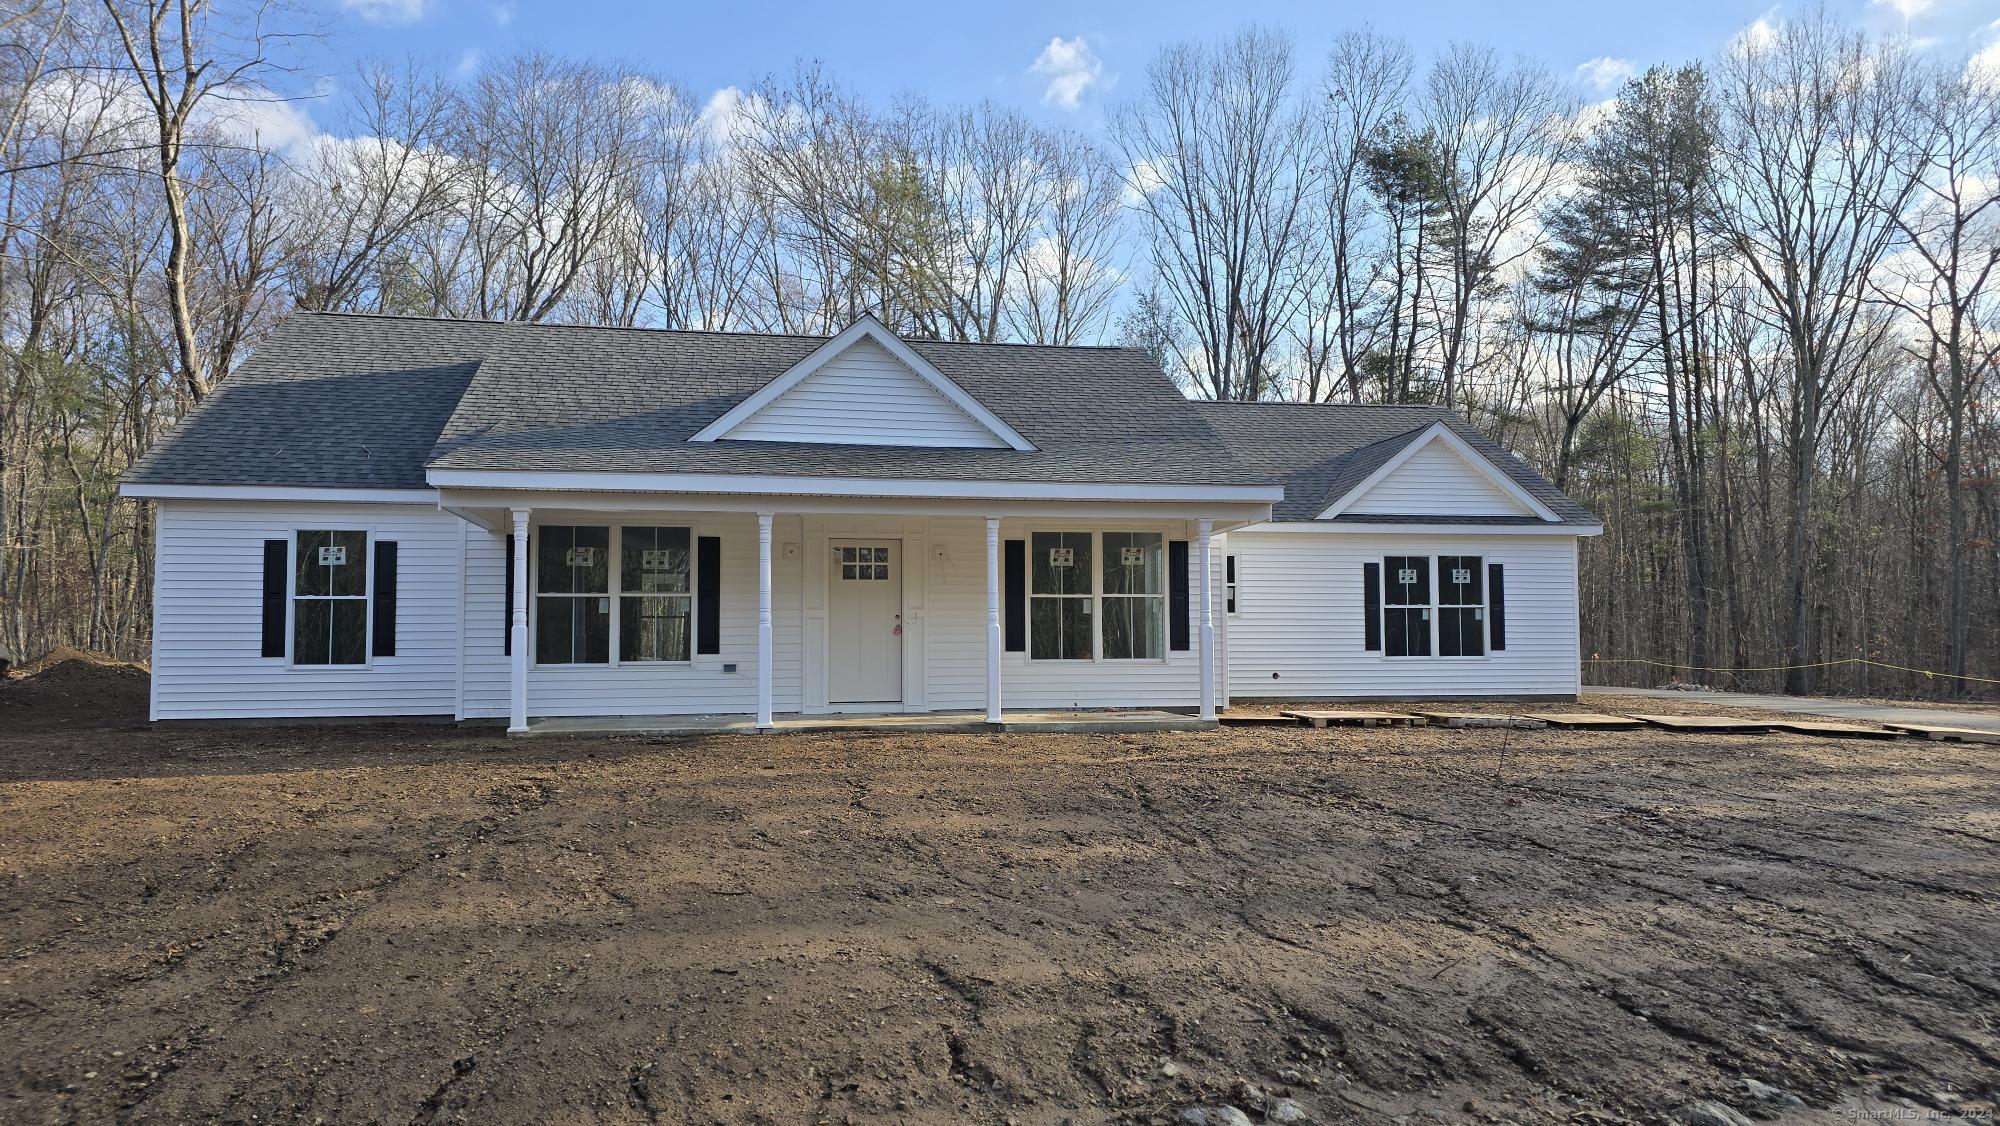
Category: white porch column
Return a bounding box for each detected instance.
[985,517,1002,724]
[1197,518,1216,722]
[756,512,774,730]
[1217,532,1231,711]
[507,508,531,734]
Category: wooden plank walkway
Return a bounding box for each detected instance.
[1415,711,1547,729]
[1769,719,1901,740]
[1883,723,2000,744]
[1520,712,1646,730]
[1628,714,1776,733]
[1282,709,1425,728]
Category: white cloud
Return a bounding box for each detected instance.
[1031,36,1106,111]
[491,2,515,25]
[204,92,318,153]
[1121,157,1167,205]
[1730,10,1781,55]
[338,0,426,25]
[1574,56,1635,92]
[1972,36,2000,89]
[1870,0,1934,20]
[454,48,484,79]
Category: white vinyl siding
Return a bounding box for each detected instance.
[1225,529,1582,699]
[723,338,1008,448]
[151,500,463,720]
[1345,441,1537,517]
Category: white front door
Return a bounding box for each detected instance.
[828,541,904,704]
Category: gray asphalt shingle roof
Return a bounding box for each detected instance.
[125,312,1596,527]
[1191,401,1599,525]
[425,319,1259,485]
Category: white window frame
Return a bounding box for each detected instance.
[1435,554,1489,660]
[287,529,372,670]
[618,526,696,665]
[530,524,701,669]
[1026,529,1170,664]
[1379,554,1490,661]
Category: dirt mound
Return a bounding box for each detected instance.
[0,648,150,730]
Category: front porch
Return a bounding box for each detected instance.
[431,483,1275,732]
[521,708,1215,737]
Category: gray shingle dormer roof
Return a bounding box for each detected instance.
[123,311,1597,527]
[1190,401,1599,526]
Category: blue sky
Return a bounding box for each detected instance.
[316,0,2000,129]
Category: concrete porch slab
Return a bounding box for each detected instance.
[523,709,1214,737]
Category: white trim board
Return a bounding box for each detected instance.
[428,468,1282,504]
[689,314,1036,451]
[1235,520,1600,537]
[1317,421,1562,523]
[122,484,441,504]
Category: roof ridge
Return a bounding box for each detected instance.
[290,310,1144,352]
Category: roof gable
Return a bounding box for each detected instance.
[1321,421,1559,521]
[690,315,1033,450]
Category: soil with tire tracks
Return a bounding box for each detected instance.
[2,663,1996,1124]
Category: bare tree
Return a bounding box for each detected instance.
[97,0,297,401]
[1113,27,1316,399]
[1710,11,1923,692]
[1420,42,1577,407]
[1871,57,2000,690]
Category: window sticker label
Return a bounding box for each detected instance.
[1451,567,1471,586]
[641,549,673,572]
[1049,547,1075,567]
[566,547,598,567]
[318,545,346,566]
[1120,547,1145,566]
[1397,568,1418,585]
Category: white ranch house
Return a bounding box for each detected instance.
[119,312,1601,730]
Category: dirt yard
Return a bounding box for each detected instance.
[2,663,1997,1125]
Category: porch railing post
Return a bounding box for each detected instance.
[985,516,1002,724]
[508,508,531,734]
[757,512,774,730]
[1198,518,1216,722]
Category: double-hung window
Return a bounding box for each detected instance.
[536,525,610,664]
[1383,555,1432,657]
[1225,555,1239,615]
[1101,532,1166,660]
[1029,530,1167,661]
[1437,555,1486,657]
[294,530,368,665]
[1030,531,1094,660]
[1380,554,1487,658]
[620,527,692,662]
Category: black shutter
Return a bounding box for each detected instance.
[261,539,288,658]
[503,533,515,656]
[696,535,722,655]
[1168,540,1191,651]
[1003,539,1026,652]
[1488,563,1506,651]
[371,540,398,657]
[1362,561,1382,652]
